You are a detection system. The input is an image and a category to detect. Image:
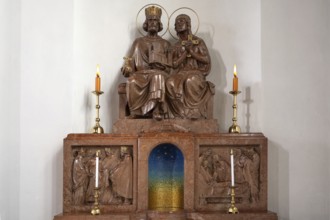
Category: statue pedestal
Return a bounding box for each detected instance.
[112,118,219,135]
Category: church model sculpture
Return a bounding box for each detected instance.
[54,5,278,220]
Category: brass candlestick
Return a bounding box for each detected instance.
[91,187,101,215]
[229,91,241,133]
[228,186,239,214]
[92,91,104,134]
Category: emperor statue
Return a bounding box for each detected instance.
[121,6,171,120]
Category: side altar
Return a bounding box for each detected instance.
[54,131,278,220]
[54,132,277,220]
[54,5,277,220]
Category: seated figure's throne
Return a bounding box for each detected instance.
[118,82,130,119]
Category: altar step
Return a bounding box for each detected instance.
[54,211,278,220]
[147,210,187,220]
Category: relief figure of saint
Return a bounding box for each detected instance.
[238,148,260,203]
[100,148,120,204]
[110,147,133,204]
[72,149,89,205]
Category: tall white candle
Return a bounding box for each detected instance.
[230,149,235,187]
[95,151,99,188]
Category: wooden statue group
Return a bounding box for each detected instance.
[121,6,215,120]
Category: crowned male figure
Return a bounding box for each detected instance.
[122,6,171,120]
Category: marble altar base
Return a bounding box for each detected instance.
[56,132,277,220]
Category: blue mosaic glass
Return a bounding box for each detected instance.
[148,143,184,210]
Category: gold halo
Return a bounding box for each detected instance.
[169,7,200,40]
[136,4,169,37]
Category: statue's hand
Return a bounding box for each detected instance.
[122,57,133,77]
[184,40,194,51]
[121,66,132,77]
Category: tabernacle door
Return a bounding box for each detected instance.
[148,143,184,211]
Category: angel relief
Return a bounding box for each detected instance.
[71,147,133,206]
[198,147,260,205]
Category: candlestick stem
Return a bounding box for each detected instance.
[229,91,241,133]
[228,186,239,214]
[92,91,104,134]
[91,187,101,215]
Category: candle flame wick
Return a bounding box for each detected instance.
[233,64,237,77]
[96,64,100,76]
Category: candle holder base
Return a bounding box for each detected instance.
[229,124,241,133]
[228,206,239,214]
[92,124,104,134]
[91,207,101,215]
[91,187,101,215]
[228,186,239,214]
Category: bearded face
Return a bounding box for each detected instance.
[143,15,162,34]
[175,17,188,33]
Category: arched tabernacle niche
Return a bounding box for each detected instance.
[148,143,184,211]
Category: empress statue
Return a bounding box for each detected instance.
[166,14,215,119]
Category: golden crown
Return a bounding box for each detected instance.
[145,6,162,18]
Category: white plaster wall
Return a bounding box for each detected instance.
[0,0,328,220]
[19,0,74,219]
[261,1,330,219]
[0,0,20,219]
[327,0,330,216]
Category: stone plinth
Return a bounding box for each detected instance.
[112,119,219,135]
[54,211,278,220]
[187,211,278,220]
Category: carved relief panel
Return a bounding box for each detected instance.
[198,146,260,204]
[62,133,268,215]
[195,133,268,212]
[63,134,138,213]
[72,146,133,206]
